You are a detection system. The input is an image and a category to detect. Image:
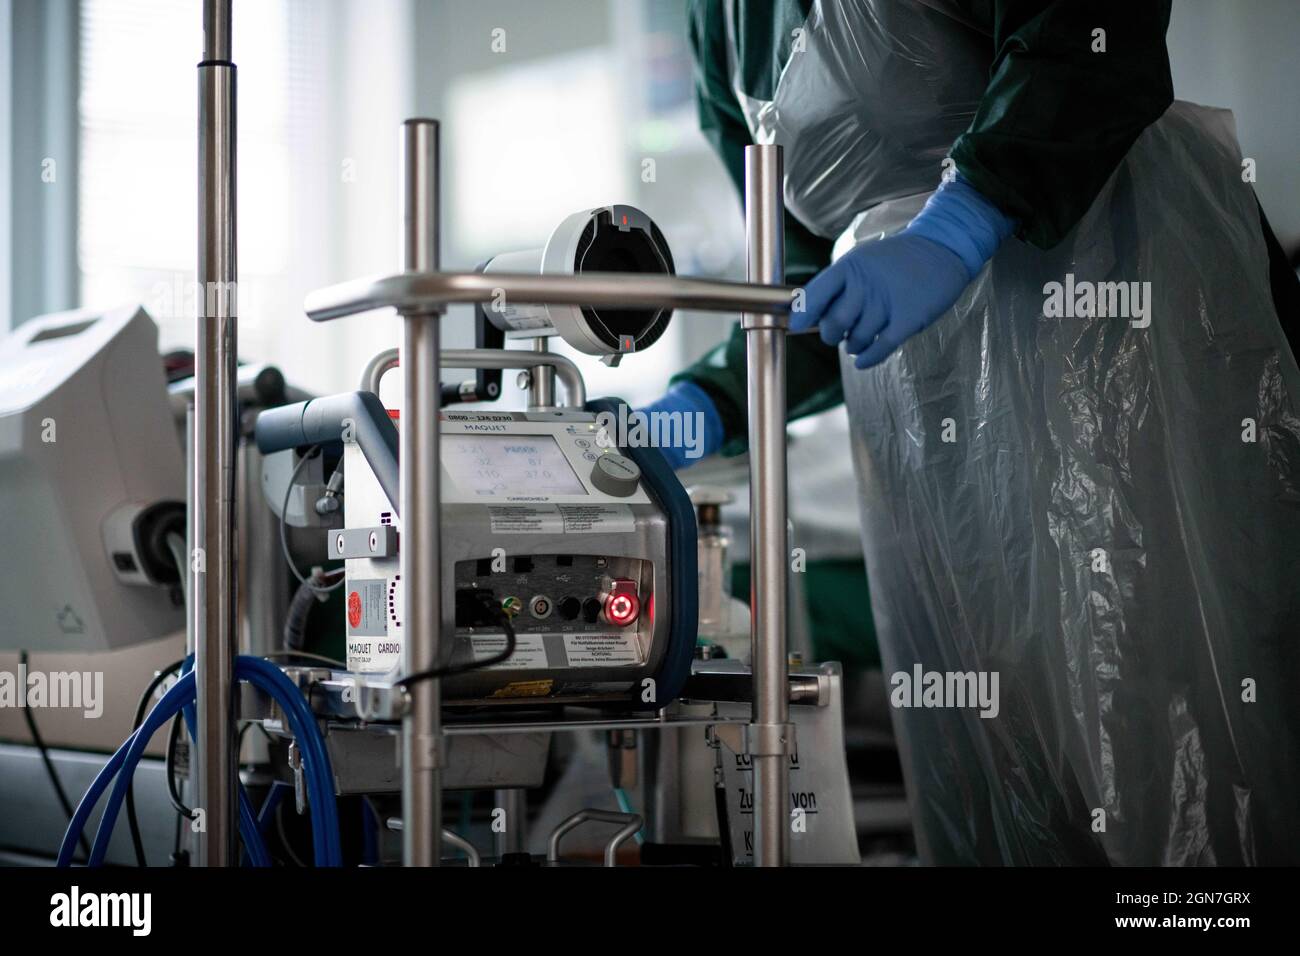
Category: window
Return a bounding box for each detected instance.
[78,0,330,364]
[446,49,629,261]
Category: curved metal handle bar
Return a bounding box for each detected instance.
[440,827,481,867]
[382,818,483,867]
[546,809,643,867]
[360,348,399,394]
[306,270,797,323]
[360,347,587,408]
[441,348,586,408]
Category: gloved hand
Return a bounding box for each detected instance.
[635,381,724,471]
[792,174,1016,369]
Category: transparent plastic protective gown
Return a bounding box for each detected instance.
[732,0,1300,864]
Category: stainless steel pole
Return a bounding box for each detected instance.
[400,119,443,867]
[194,0,238,867]
[742,144,791,867]
[494,788,527,858]
[238,439,288,657]
[528,338,556,409]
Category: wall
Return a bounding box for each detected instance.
[1168,0,1300,250]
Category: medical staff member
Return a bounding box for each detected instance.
[647,0,1300,865]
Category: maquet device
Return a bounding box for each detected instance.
[254,204,696,707]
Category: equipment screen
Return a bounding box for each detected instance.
[442,433,586,497]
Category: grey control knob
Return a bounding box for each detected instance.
[590,453,641,497]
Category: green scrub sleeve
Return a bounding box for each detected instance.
[679,0,839,453]
[950,0,1174,249]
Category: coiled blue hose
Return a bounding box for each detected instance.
[57,673,195,867]
[176,657,341,865]
[236,656,341,866]
[83,672,261,867]
[58,656,340,867]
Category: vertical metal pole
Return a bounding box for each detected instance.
[529,337,555,409]
[185,403,196,659]
[742,144,791,867]
[400,119,443,867]
[185,401,197,861]
[194,0,238,867]
[494,788,527,858]
[238,438,289,657]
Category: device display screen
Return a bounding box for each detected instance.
[442,433,586,497]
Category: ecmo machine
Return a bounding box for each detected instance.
[255,207,698,706]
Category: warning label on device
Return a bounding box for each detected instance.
[488,504,634,534]
[558,505,635,533]
[489,506,564,534]
[346,577,400,673]
[470,633,547,670]
[563,632,641,666]
[346,579,388,636]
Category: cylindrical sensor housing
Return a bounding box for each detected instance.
[482,204,675,355]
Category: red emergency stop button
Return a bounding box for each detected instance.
[602,577,640,627]
[605,591,639,627]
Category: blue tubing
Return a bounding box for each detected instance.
[88,673,186,866]
[173,656,337,865]
[57,725,141,867]
[59,656,340,867]
[257,781,293,835]
[235,657,341,866]
[171,698,271,869]
[87,673,268,867]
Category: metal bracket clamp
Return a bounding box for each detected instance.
[329,525,398,560]
[748,721,796,757]
[743,300,790,335]
[353,678,404,722]
[741,309,790,332]
[708,721,796,757]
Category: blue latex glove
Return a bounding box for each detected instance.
[636,381,724,471]
[793,174,1016,369]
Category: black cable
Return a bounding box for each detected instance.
[125,659,186,867]
[275,798,308,868]
[262,650,345,668]
[18,650,90,862]
[284,570,346,650]
[165,713,194,820]
[165,719,269,862]
[395,603,518,689]
[165,719,264,862]
[169,731,190,867]
[280,445,346,596]
[171,801,187,866]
